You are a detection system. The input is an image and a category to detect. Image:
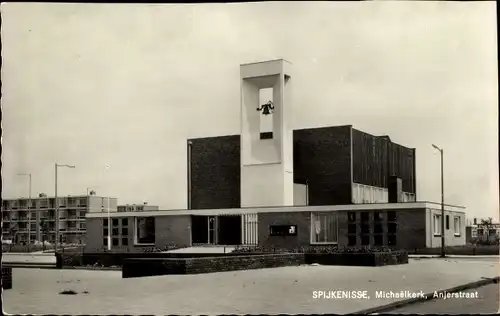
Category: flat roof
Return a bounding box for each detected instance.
[86,202,465,218]
[2,195,118,201]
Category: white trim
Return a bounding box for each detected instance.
[87,202,466,219]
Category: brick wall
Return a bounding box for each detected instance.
[294,126,353,205]
[155,215,191,248]
[257,208,427,250]
[184,254,304,274]
[189,135,241,209]
[258,212,311,249]
[84,218,104,252]
[338,208,426,249]
[122,254,305,277]
[85,215,193,253]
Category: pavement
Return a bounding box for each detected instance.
[384,282,500,314]
[2,253,57,264]
[3,257,499,315]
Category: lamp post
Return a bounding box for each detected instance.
[55,163,75,252]
[105,165,111,251]
[432,144,445,258]
[17,173,31,249]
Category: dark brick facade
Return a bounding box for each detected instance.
[293,126,353,205]
[189,125,416,209]
[257,208,427,250]
[85,216,191,253]
[258,212,311,249]
[188,135,240,209]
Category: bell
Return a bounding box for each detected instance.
[261,106,272,115]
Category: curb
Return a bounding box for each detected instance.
[4,264,57,269]
[409,255,500,259]
[351,276,500,315]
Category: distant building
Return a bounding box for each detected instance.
[466,218,500,243]
[117,203,159,212]
[1,193,117,244]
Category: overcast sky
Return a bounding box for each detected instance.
[2,2,498,221]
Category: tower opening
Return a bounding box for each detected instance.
[259,88,274,140]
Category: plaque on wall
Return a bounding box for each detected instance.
[270,225,298,236]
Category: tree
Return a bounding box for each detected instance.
[478,217,496,244]
[40,219,49,251]
[8,223,18,251]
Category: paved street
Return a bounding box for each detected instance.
[3,258,499,315]
[385,283,500,314]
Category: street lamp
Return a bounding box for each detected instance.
[432,144,445,258]
[55,163,75,252]
[105,165,112,251]
[17,173,31,249]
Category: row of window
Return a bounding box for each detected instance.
[3,211,86,218]
[104,218,128,227]
[103,237,129,246]
[104,227,128,236]
[3,199,88,209]
[433,214,461,236]
[348,211,397,222]
[102,217,155,246]
[312,211,398,246]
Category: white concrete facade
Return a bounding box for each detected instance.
[351,183,416,204]
[240,59,294,208]
[293,183,307,206]
[425,208,466,247]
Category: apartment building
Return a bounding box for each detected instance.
[2,193,117,244]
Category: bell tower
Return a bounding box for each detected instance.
[240,59,293,207]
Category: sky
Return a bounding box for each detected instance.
[1,2,498,221]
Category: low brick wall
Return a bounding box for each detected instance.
[2,267,12,290]
[410,245,499,256]
[122,253,305,278]
[57,252,272,268]
[305,251,408,266]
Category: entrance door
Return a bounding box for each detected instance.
[192,216,209,244]
[208,216,217,245]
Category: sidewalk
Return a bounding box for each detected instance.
[3,258,499,315]
[2,253,56,264]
